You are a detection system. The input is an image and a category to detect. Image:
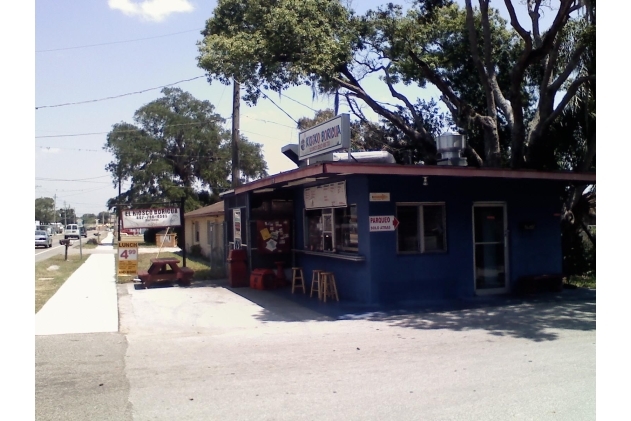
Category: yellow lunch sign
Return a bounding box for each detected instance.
[118,241,139,276]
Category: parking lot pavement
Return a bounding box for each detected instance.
[117,282,595,421]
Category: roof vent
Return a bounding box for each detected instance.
[436,133,467,166]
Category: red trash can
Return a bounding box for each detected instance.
[227,249,249,287]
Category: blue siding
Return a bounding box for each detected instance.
[288,174,563,305]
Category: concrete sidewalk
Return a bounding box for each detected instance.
[35,232,119,335]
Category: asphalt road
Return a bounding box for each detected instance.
[34,231,109,263]
[35,281,596,421]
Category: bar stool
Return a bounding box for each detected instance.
[320,272,339,302]
[310,270,323,299]
[291,267,305,294]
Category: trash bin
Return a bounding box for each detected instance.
[227,249,248,287]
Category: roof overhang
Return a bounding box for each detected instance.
[226,162,596,196]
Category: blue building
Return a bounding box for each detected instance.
[221,160,595,305]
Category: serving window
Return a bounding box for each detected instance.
[396,202,447,253]
[304,205,358,253]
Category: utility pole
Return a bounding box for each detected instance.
[63,201,67,226]
[53,194,57,226]
[118,173,122,242]
[231,78,241,188]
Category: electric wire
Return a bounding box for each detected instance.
[36,28,203,52]
[35,76,206,109]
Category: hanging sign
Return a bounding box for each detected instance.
[298,114,351,160]
[233,209,242,248]
[121,208,181,229]
[117,241,139,276]
[369,216,399,232]
[304,181,347,209]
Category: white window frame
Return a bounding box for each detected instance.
[396,202,447,254]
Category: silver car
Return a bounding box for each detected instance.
[36,230,53,248]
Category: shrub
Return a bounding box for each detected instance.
[190,244,203,257]
[86,238,99,245]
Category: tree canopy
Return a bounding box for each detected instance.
[35,197,56,224]
[104,87,268,212]
[197,0,595,171]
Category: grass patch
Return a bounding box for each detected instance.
[116,251,225,283]
[35,254,88,313]
[565,272,596,289]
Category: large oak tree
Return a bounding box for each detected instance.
[104,87,268,211]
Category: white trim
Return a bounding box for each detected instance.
[472,202,509,295]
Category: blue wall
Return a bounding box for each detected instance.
[292,174,564,305]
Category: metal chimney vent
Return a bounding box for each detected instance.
[436,133,467,166]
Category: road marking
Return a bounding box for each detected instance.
[35,244,66,255]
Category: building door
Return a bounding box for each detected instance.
[473,203,509,294]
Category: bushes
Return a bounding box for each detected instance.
[190,244,203,257]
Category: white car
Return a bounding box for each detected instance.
[35,230,52,248]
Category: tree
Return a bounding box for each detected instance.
[197,0,594,171]
[104,87,268,212]
[58,206,76,225]
[81,213,98,225]
[35,197,55,224]
[97,211,112,224]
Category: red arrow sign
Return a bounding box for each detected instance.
[392,217,399,229]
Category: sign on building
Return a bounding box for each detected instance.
[117,241,139,276]
[369,192,390,202]
[298,114,350,160]
[369,215,400,232]
[233,208,242,248]
[304,181,347,209]
[121,207,181,229]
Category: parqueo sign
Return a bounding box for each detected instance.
[369,215,400,232]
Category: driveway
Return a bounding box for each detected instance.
[113,280,595,420]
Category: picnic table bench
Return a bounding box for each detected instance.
[137,257,194,289]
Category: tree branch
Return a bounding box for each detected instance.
[543,75,595,127]
[504,0,532,48]
[548,42,589,93]
[382,64,426,133]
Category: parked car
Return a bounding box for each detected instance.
[35,230,52,248]
[80,226,87,238]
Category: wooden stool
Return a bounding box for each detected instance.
[291,267,306,294]
[310,270,323,299]
[320,272,339,302]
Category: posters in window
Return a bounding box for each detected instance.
[304,181,347,209]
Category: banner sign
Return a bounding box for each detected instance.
[121,208,181,229]
[369,193,390,202]
[298,114,350,160]
[304,181,347,209]
[233,209,242,248]
[117,241,139,276]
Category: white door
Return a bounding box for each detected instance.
[473,203,509,294]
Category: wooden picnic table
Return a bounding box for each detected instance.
[137,257,194,289]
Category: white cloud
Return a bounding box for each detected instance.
[108,0,194,22]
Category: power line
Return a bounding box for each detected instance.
[255,87,298,124]
[36,28,203,53]
[35,76,206,110]
[35,120,229,138]
[35,177,112,184]
[277,92,319,112]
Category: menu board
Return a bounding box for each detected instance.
[304,181,347,209]
[257,220,291,253]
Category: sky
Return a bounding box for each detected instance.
[31,0,565,218]
[33,0,426,217]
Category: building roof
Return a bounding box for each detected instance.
[223,162,596,196]
[184,201,224,218]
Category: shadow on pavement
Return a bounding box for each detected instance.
[220,281,596,342]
